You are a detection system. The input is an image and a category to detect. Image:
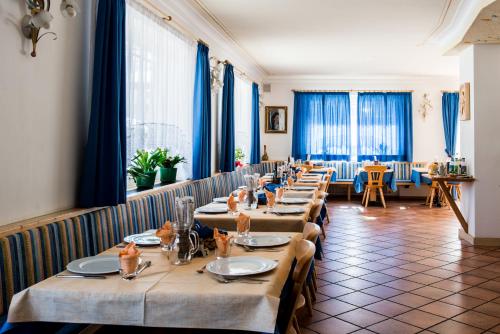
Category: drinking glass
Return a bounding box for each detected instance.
[119,256,141,280]
[215,239,232,259]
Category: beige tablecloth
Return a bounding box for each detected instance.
[195,200,313,233]
[8,232,301,333]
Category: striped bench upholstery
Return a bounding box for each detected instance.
[0,161,280,319]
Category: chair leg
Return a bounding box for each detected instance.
[292,316,301,334]
[320,224,326,239]
[325,209,331,225]
[378,188,386,208]
[429,188,435,208]
[308,281,316,302]
[312,268,318,292]
[361,188,367,206]
[364,188,370,207]
[347,185,351,201]
[457,186,462,201]
[302,285,313,316]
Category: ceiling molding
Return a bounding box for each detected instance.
[265,74,459,85]
[156,0,267,81]
[429,0,497,53]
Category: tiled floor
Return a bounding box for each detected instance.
[301,200,500,334]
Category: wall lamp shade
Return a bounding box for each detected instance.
[60,0,79,18]
[31,10,53,29]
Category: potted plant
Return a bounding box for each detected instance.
[158,148,187,184]
[127,149,162,190]
[235,147,245,168]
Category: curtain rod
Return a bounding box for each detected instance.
[136,0,256,84]
[292,89,414,93]
[441,90,459,93]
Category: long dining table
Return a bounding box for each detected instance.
[194,189,316,233]
[7,231,301,333]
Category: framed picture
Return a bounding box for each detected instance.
[265,106,287,133]
[459,82,470,121]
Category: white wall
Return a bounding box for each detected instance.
[261,76,459,162]
[0,1,94,225]
[459,44,500,238]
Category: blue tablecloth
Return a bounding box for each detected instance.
[353,170,397,193]
[411,169,432,188]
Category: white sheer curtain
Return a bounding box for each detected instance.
[233,75,252,163]
[125,1,196,180]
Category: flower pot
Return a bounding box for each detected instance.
[160,167,177,184]
[136,171,157,190]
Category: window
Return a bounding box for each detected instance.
[357,93,412,162]
[125,1,196,180]
[292,92,413,162]
[292,92,351,160]
[233,75,253,163]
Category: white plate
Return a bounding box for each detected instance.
[235,235,290,247]
[213,197,239,203]
[302,174,319,177]
[265,173,274,176]
[279,198,310,205]
[298,179,319,183]
[206,256,278,277]
[124,231,160,246]
[67,255,121,275]
[273,207,306,214]
[196,206,228,214]
[291,186,317,191]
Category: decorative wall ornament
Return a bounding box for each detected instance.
[265,106,288,133]
[419,93,433,120]
[459,82,471,121]
[21,0,79,57]
[209,56,223,92]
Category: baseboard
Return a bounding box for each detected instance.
[458,229,500,246]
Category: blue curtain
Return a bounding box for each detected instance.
[79,0,126,207]
[192,43,212,180]
[292,92,350,160]
[442,92,459,157]
[357,92,413,162]
[250,82,261,164]
[219,64,235,172]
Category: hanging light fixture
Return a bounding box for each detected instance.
[60,0,79,18]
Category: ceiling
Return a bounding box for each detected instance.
[196,0,461,77]
[462,1,500,44]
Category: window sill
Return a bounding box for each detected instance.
[126,180,191,201]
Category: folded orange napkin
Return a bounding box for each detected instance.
[265,189,275,206]
[258,178,267,188]
[276,187,284,199]
[236,212,250,234]
[156,220,175,244]
[296,171,303,179]
[119,242,141,274]
[237,189,247,203]
[214,227,232,255]
[227,194,237,212]
[287,177,294,187]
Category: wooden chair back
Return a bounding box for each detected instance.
[365,165,386,187]
[284,239,315,333]
[320,174,331,192]
[308,199,322,223]
[303,222,320,242]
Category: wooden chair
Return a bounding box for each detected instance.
[301,223,321,317]
[425,181,449,208]
[283,239,316,334]
[318,173,332,224]
[309,199,326,239]
[362,166,387,208]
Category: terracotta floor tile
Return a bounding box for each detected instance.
[307,317,360,334]
[313,298,357,316]
[440,293,486,309]
[361,285,403,299]
[314,292,331,302]
[405,273,443,285]
[376,257,409,266]
[453,310,500,329]
[317,284,354,298]
[336,308,387,327]
[422,268,459,279]
[336,278,378,290]
[367,318,421,334]
[364,300,411,317]
[466,268,500,279]
[461,287,500,301]
[412,286,453,300]
[417,258,450,267]
[357,261,392,271]
[298,309,331,326]
[480,280,500,293]
[383,279,424,292]
[389,292,433,308]
[318,271,353,283]
[317,260,351,271]
[379,267,415,278]
[419,301,467,318]
[395,309,446,329]
[398,263,433,273]
[474,302,500,317]
[336,266,373,277]
[358,272,398,284]
[337,257,370,266]
[337,291,381,307]
[431,279,472,292]
[429,319,484,334]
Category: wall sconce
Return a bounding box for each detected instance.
[21,0,79,57]
[209,56,224,92]
[419,93,433,120]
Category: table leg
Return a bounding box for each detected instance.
[347,185,351,201]
[436,180,469,233]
